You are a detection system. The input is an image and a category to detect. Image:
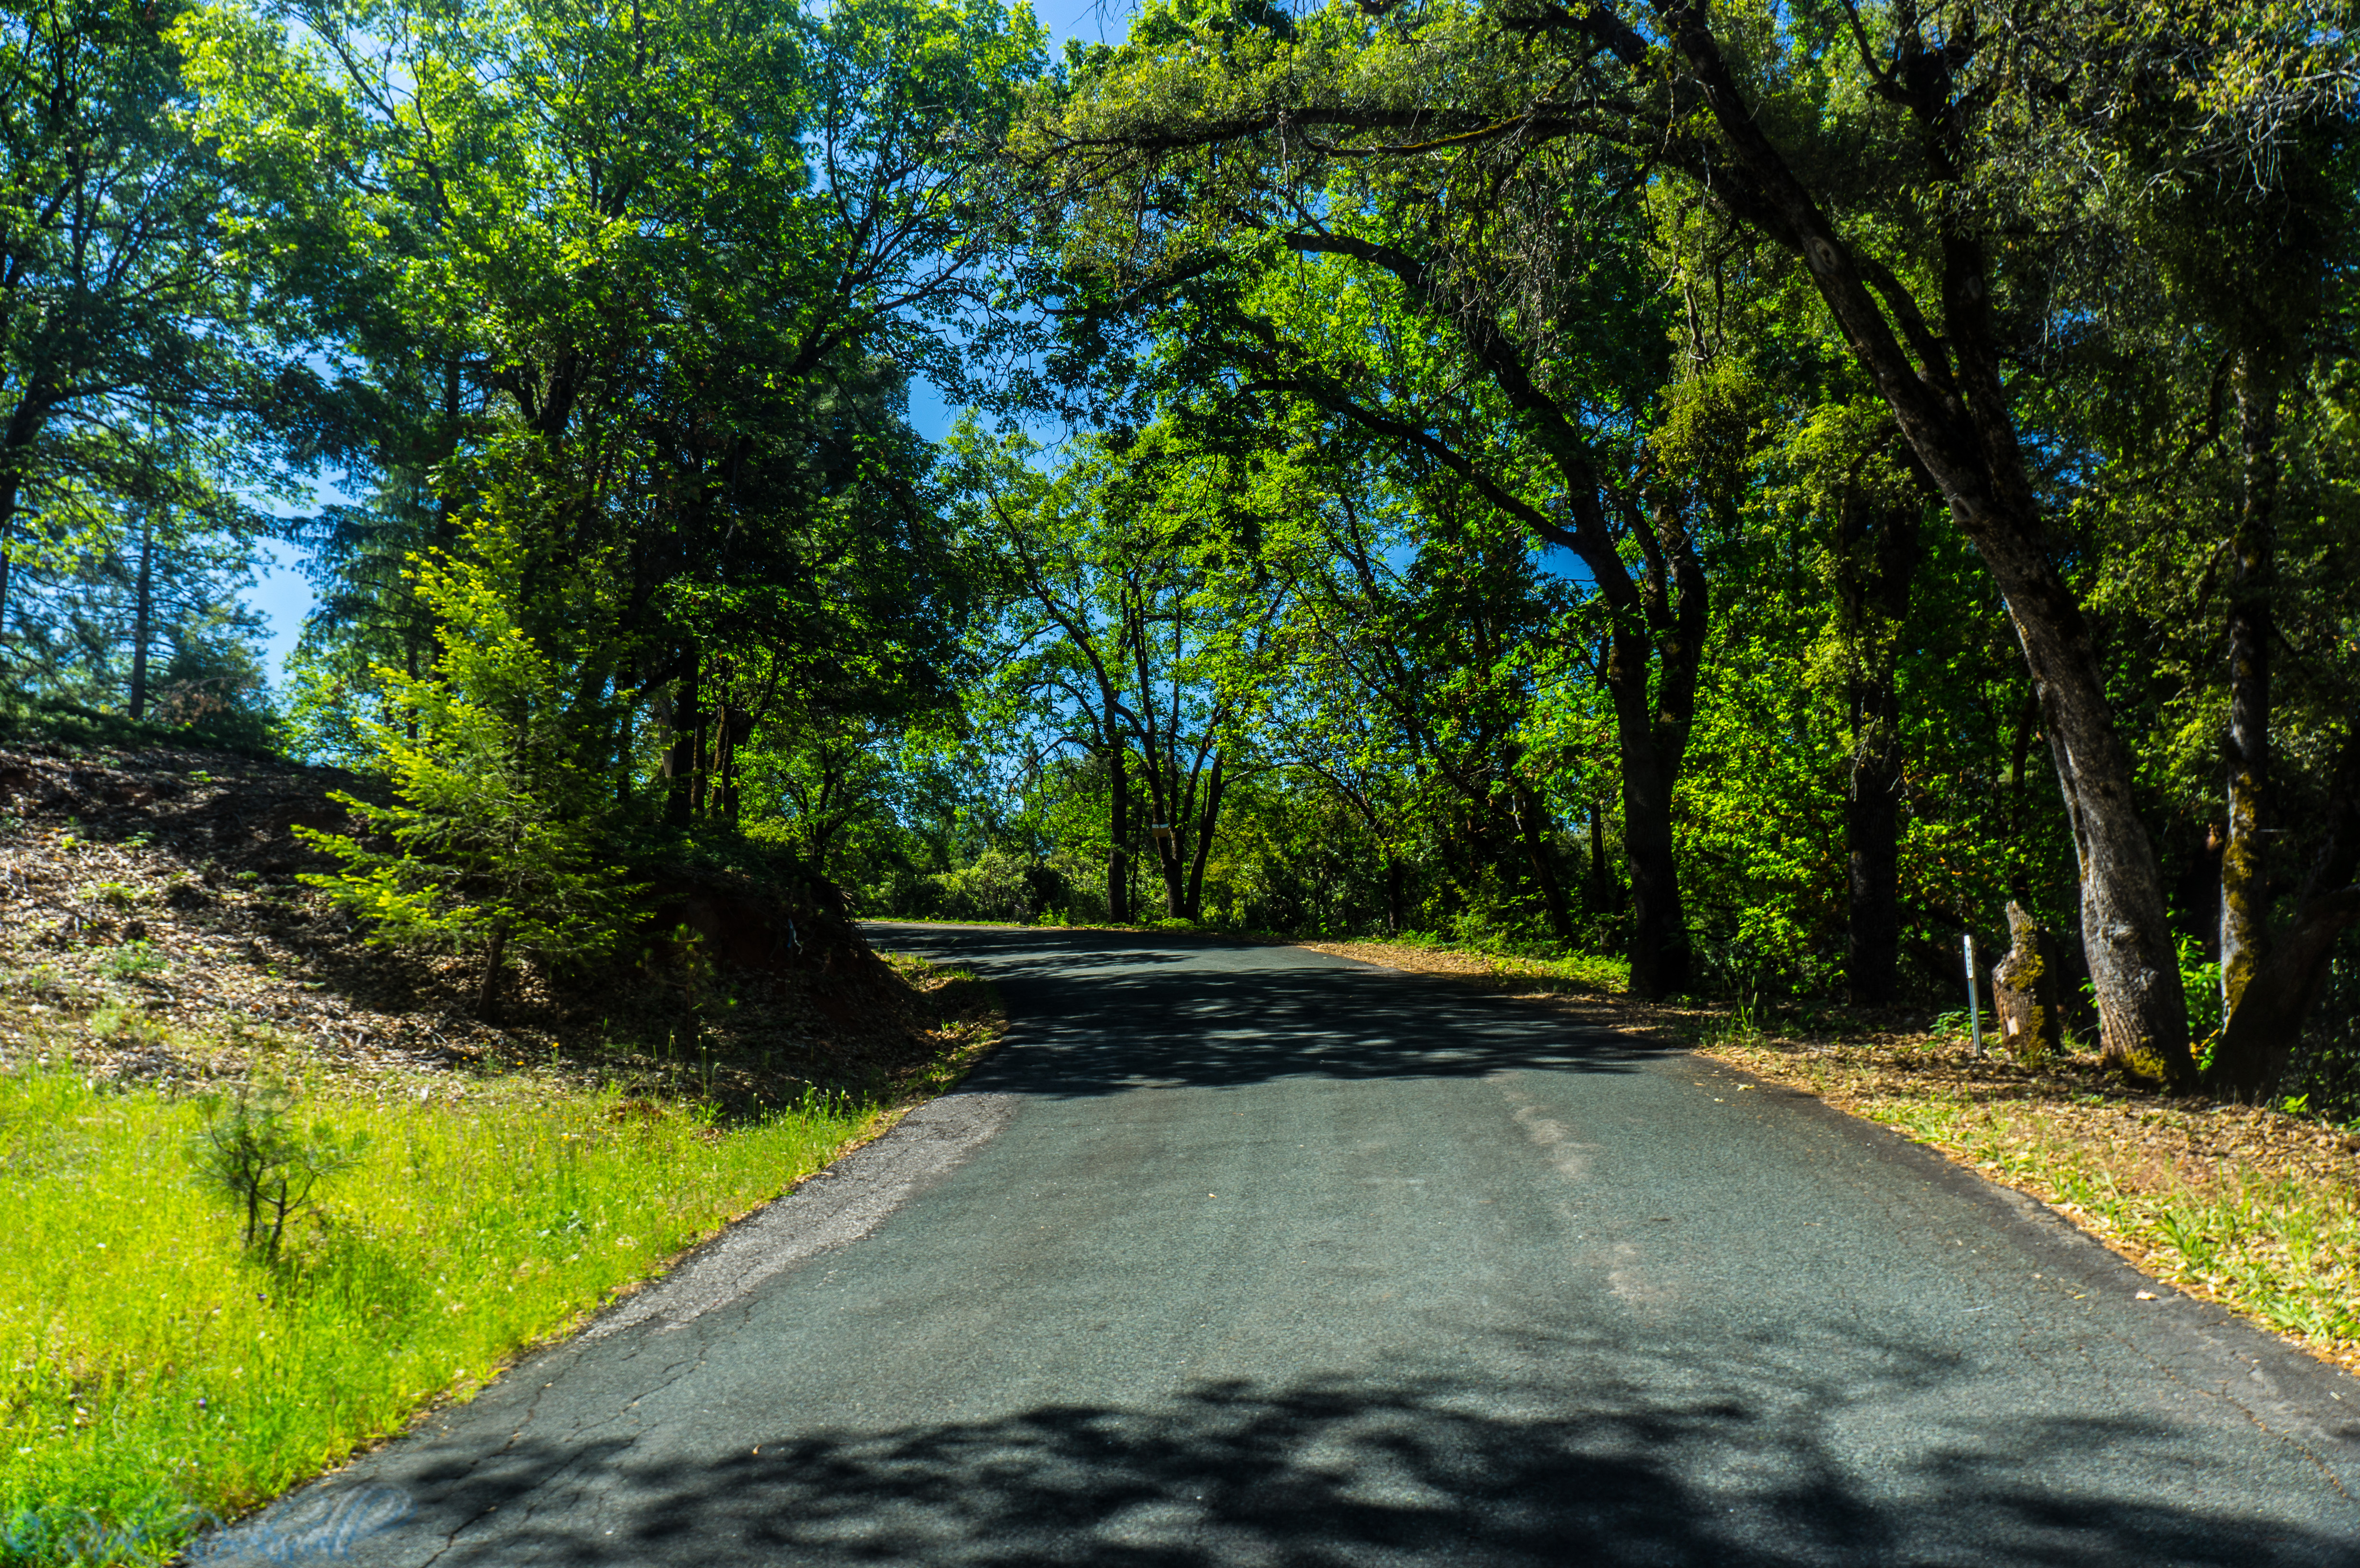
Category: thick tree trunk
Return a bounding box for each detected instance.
[2220,352,2280,1014]
[2024,540,2189,1077]
[1991,901,2065,1061]
[1607,638,1690,995]
[1157,833,1186,919]
[1385,850,1406,935]
[128,511,156,721]
[2210,716,2360,1096]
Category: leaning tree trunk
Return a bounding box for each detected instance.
[1664,8,2192,1083]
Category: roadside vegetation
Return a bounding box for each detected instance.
[3,0,2358,1549]
[0,1064,866,1566]
[1320,935,2360,1378]
[0,948,1002,1568]
[1704,1023,2360,1378]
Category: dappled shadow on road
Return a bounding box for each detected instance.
[315,1338,2354,1568]
[862,924,1666,1099]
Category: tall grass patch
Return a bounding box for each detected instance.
[0,1066,873,1565]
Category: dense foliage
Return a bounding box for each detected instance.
[3,0,2357,1104]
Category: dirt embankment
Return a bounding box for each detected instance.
[0,742,989,1106]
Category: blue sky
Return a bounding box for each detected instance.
[240,0,1127,692]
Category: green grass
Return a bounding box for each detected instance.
[0,1065,875,1566]
[1377,931,1631,994]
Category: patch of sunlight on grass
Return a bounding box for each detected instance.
[0,1066,874,1566]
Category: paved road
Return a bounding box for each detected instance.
[214,928,2360,1566]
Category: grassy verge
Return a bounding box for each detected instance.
[1697,1030,2360,1375]
[1301,936,1630,996]
[1299,935,2360,1379]
[1,957,1005,1568]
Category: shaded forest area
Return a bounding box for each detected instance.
[3,0,2357,1103]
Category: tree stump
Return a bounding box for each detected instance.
[1991,901,2064,1061]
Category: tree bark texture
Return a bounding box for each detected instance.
[1663,4,2192,1080]
[2210,714,2360,1097]
[1991,901,2065,1061]
[2220,352,2280,1015]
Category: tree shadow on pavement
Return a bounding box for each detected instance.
[302,1352,2355,1568]
[863,924,1669,1098]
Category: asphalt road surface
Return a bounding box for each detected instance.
[209,927,2360,1566]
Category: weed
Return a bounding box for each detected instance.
[86,881,143,909]
[99,941,168,981]
[87,1000,168,1048]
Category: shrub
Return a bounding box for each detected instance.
[188,1089,372,1263]
[298,512,641,1020]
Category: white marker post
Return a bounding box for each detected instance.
[1963,933,1984,1056]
